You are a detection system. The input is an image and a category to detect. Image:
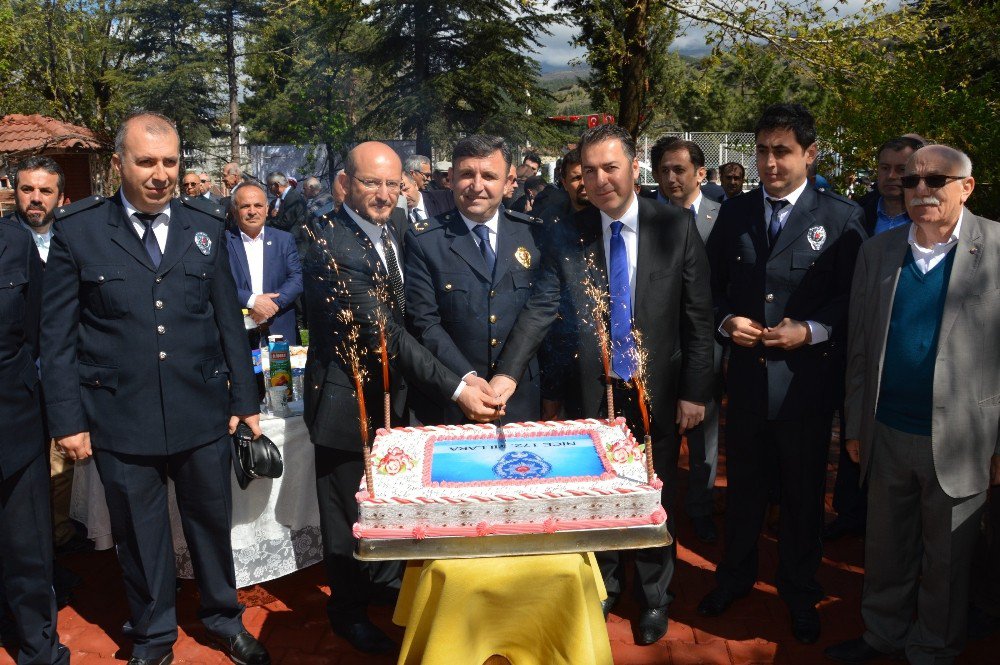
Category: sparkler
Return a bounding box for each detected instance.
[582,252,614,421]
[371,274,393,430]
[337,308,375,498]
[630,328,656,484]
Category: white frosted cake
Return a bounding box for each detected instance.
[353,418,665,540]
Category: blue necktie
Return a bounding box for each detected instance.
[609,221,636,380]
[472,224,496,276]
[134,213,162,268]
[766,197,789,246]
[689,204,696,218]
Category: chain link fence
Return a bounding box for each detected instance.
[637,132,758,190]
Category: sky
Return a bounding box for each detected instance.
[532,0,902,71]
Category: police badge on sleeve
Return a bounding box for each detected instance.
[194,231,212,255]
[807,225,827,251]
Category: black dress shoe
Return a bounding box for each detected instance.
[824,637,893,663]
[697,587,743,617]
[601,595,618,620]
[333,620,395,654]
[637,607,669,645]
[790,607,821,644]
[127,653,173,665]
[822,518,865,541]
[691,515,718,543]
[210,630,271,665]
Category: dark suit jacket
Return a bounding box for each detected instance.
[270,186,315,257]
[0,217,45,479]
[303,208,462,451]
[420,189,456,219]
[496,196,715,439]
[40,193,258,455]
[857,188,879,237]
[706,186,866,420]
[226,226,303,342]
[404,207,544,424]
[701,182,725,203]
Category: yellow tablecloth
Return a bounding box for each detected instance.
[392,553,612,665]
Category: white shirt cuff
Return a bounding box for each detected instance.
[806,321,830,344]
[451,371,477,401]
[718,314,733,337]
[247,294,257,309]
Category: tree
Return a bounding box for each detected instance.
[354,0,563,156]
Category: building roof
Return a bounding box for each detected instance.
[0,114,104,154]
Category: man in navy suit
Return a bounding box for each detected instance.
[404,135,545,425]
[226,182,302,343]
[40,112,270,665]
[699,103,866,644]
[0,212,68,664]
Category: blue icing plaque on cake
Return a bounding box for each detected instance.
[429,434,606,484]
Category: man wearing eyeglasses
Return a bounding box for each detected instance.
[302,141,505,654]
[404,154,433,191]
[825,144,1000,665]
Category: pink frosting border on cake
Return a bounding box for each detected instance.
[419,424,615,488]
[353,506,667,540]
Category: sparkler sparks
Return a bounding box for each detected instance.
[581,251,615,421]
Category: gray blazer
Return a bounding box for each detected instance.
[696,197,721,243]
[844,209,1000,498]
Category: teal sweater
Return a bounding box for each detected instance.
[876,247,956,436]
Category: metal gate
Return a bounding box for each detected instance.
[637,132,758,189]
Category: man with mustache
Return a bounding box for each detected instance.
[826,145,1000,664]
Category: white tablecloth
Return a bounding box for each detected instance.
[69,403,323,588]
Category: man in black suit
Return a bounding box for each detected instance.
[404,135,545,425]
[401,174,454,226]
[490,124,715,645]
[699,103,866,644]
[40,112,269,665]
[266,171,314,258]
[303,141,503,654]
[0,209,68,664]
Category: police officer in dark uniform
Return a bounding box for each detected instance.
[404,135,545,424]
[700,104,866,644]
[0,214,68,665]
[40,112,270,665]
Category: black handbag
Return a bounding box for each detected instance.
[231,422,284,489]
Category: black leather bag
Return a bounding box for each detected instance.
[231,422,283,489]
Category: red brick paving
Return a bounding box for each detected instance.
[4,440,998,664]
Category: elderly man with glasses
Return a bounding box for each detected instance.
[826,144,1000,665]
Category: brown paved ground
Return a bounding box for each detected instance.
[4,438,998,665]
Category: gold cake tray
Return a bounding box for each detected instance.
[355,522,671,561]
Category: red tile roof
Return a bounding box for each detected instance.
[0,114,105,154]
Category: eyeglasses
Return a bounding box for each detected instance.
[200,179,209,183]
[900,174,966,189]
[350,174,402,192]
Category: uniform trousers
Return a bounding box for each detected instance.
[862,422,985,665]
[715,406,832,611]
[314,445,402,627]
[93,435,244,658]
[596,384,679,610]
[0,452,67,665]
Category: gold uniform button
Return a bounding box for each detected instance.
[765,293,775,303]
[94,379,100,386]
[158,351,167,360]
[759,356,766,366]
[444,283,452,291]
[490,338,498,347]
[157,325,166,334]
[155,300,164,309]
[155,276,163,284]
[98,275,105,282]
[489,315,497,323]
[489,290,496,298]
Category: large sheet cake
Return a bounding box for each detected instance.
[353,418,665,540]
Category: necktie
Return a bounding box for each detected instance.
[766,198,789,246]
[380,225,405,315]
[689,204,696,218]
[134,212,162,267]
[472,224,496,276]
[410,208,425,225]
[609,221,636,380]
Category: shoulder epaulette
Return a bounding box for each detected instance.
[53,195,106,220]
[180,195,226,221]
[504,209,542,225]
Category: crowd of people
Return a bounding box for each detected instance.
[0,101,997,665]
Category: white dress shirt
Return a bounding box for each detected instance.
[908,212,962,274]
[120,191,169,252]
[242,227,266,308]
[600,192,639,305]
[342,204,403,282]
[460,209,500,254]
[20,223,52,263]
